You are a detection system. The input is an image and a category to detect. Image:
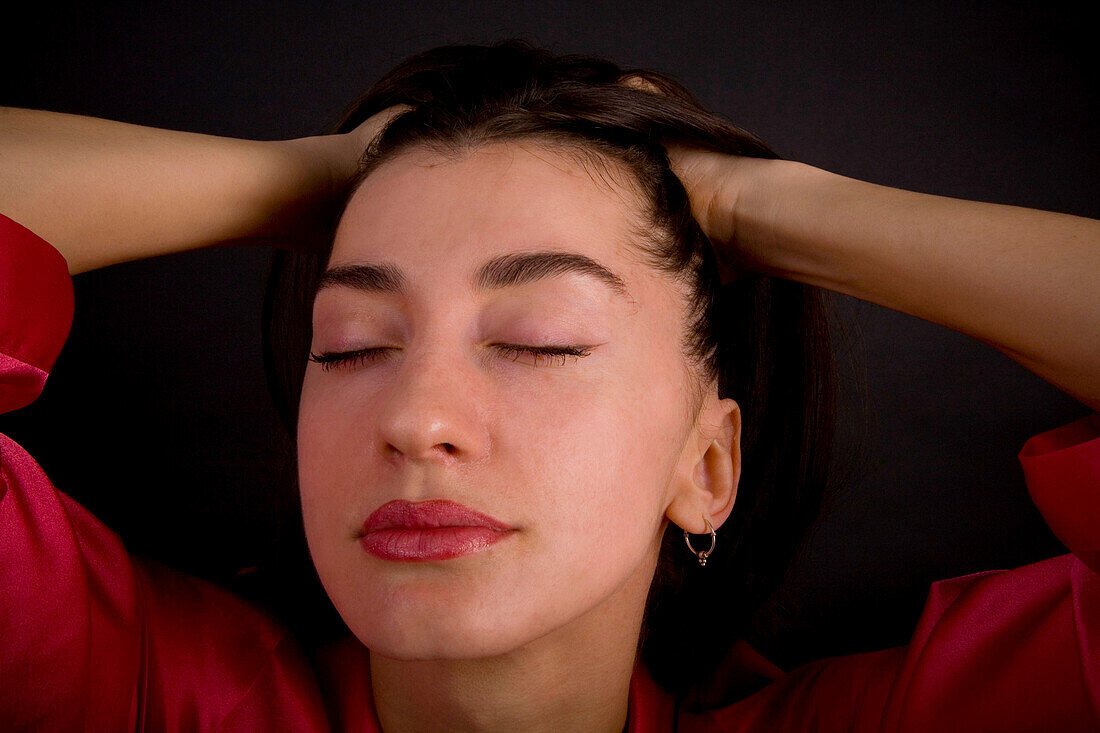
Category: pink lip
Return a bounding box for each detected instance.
[360,499,514,561]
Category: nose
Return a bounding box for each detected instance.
[373,346,490,466]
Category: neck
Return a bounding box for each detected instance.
[369,557,654,733]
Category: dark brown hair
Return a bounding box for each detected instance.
[261,40,837,709]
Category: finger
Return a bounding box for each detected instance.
[618,75,663,95]
[369,103,413,127]
[351,104,413,152]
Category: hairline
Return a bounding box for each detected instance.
[338,132,716,414]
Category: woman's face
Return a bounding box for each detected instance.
[298,141,709,659]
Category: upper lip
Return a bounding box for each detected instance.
[360,499,513,534]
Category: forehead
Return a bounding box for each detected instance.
[330,141,651,276]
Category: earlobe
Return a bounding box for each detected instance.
[666,397,741,534]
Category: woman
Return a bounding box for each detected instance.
[1,41,1097,731]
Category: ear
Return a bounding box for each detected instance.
[666,396,741,534]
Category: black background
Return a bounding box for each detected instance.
[1,1,1095,670]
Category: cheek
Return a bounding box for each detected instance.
[506,377,681,558]
[296,380,367,559]
[293,352,687,657]
[297,387,342,500]
[297,369,376,479]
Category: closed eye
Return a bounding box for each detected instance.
[307,344,594,372]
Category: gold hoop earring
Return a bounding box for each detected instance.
[683,516,716,566]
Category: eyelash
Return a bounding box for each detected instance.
[307,344,593,372]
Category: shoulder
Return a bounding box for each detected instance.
[137,557,291,662]
[135,558,329,730]
[694,553,1096,731]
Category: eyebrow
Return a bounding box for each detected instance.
[315,250,631,301]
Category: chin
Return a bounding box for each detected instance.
[345,603,543,660]
[314,562,547,660]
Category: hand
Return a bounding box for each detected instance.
[268,105,410,252]
[618,76,753,283]
[665,144,754,284]
[325,104,412,187]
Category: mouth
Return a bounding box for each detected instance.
[359,499,515,561]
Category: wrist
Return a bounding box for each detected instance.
[723,159,860,287]
[244,137,349,243]
[720,158,814,271]
[284,132,363,194]
[673,150,820,280]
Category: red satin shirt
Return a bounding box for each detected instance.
[2,213,1097,731]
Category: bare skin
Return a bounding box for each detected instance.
[2,100,1096,730]
[668,147,1100,411]
[299,143,740,733]
[4,105,1092,406]
[0,105,402,274]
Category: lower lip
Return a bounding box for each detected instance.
[361,527,510,561]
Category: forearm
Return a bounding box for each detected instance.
[730,159,1100,410]
[0,107,339,275]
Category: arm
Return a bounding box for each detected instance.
[0,209,330,730]
[0,106,395,275]
[671,151,1100,411]
[0,107,396,724]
